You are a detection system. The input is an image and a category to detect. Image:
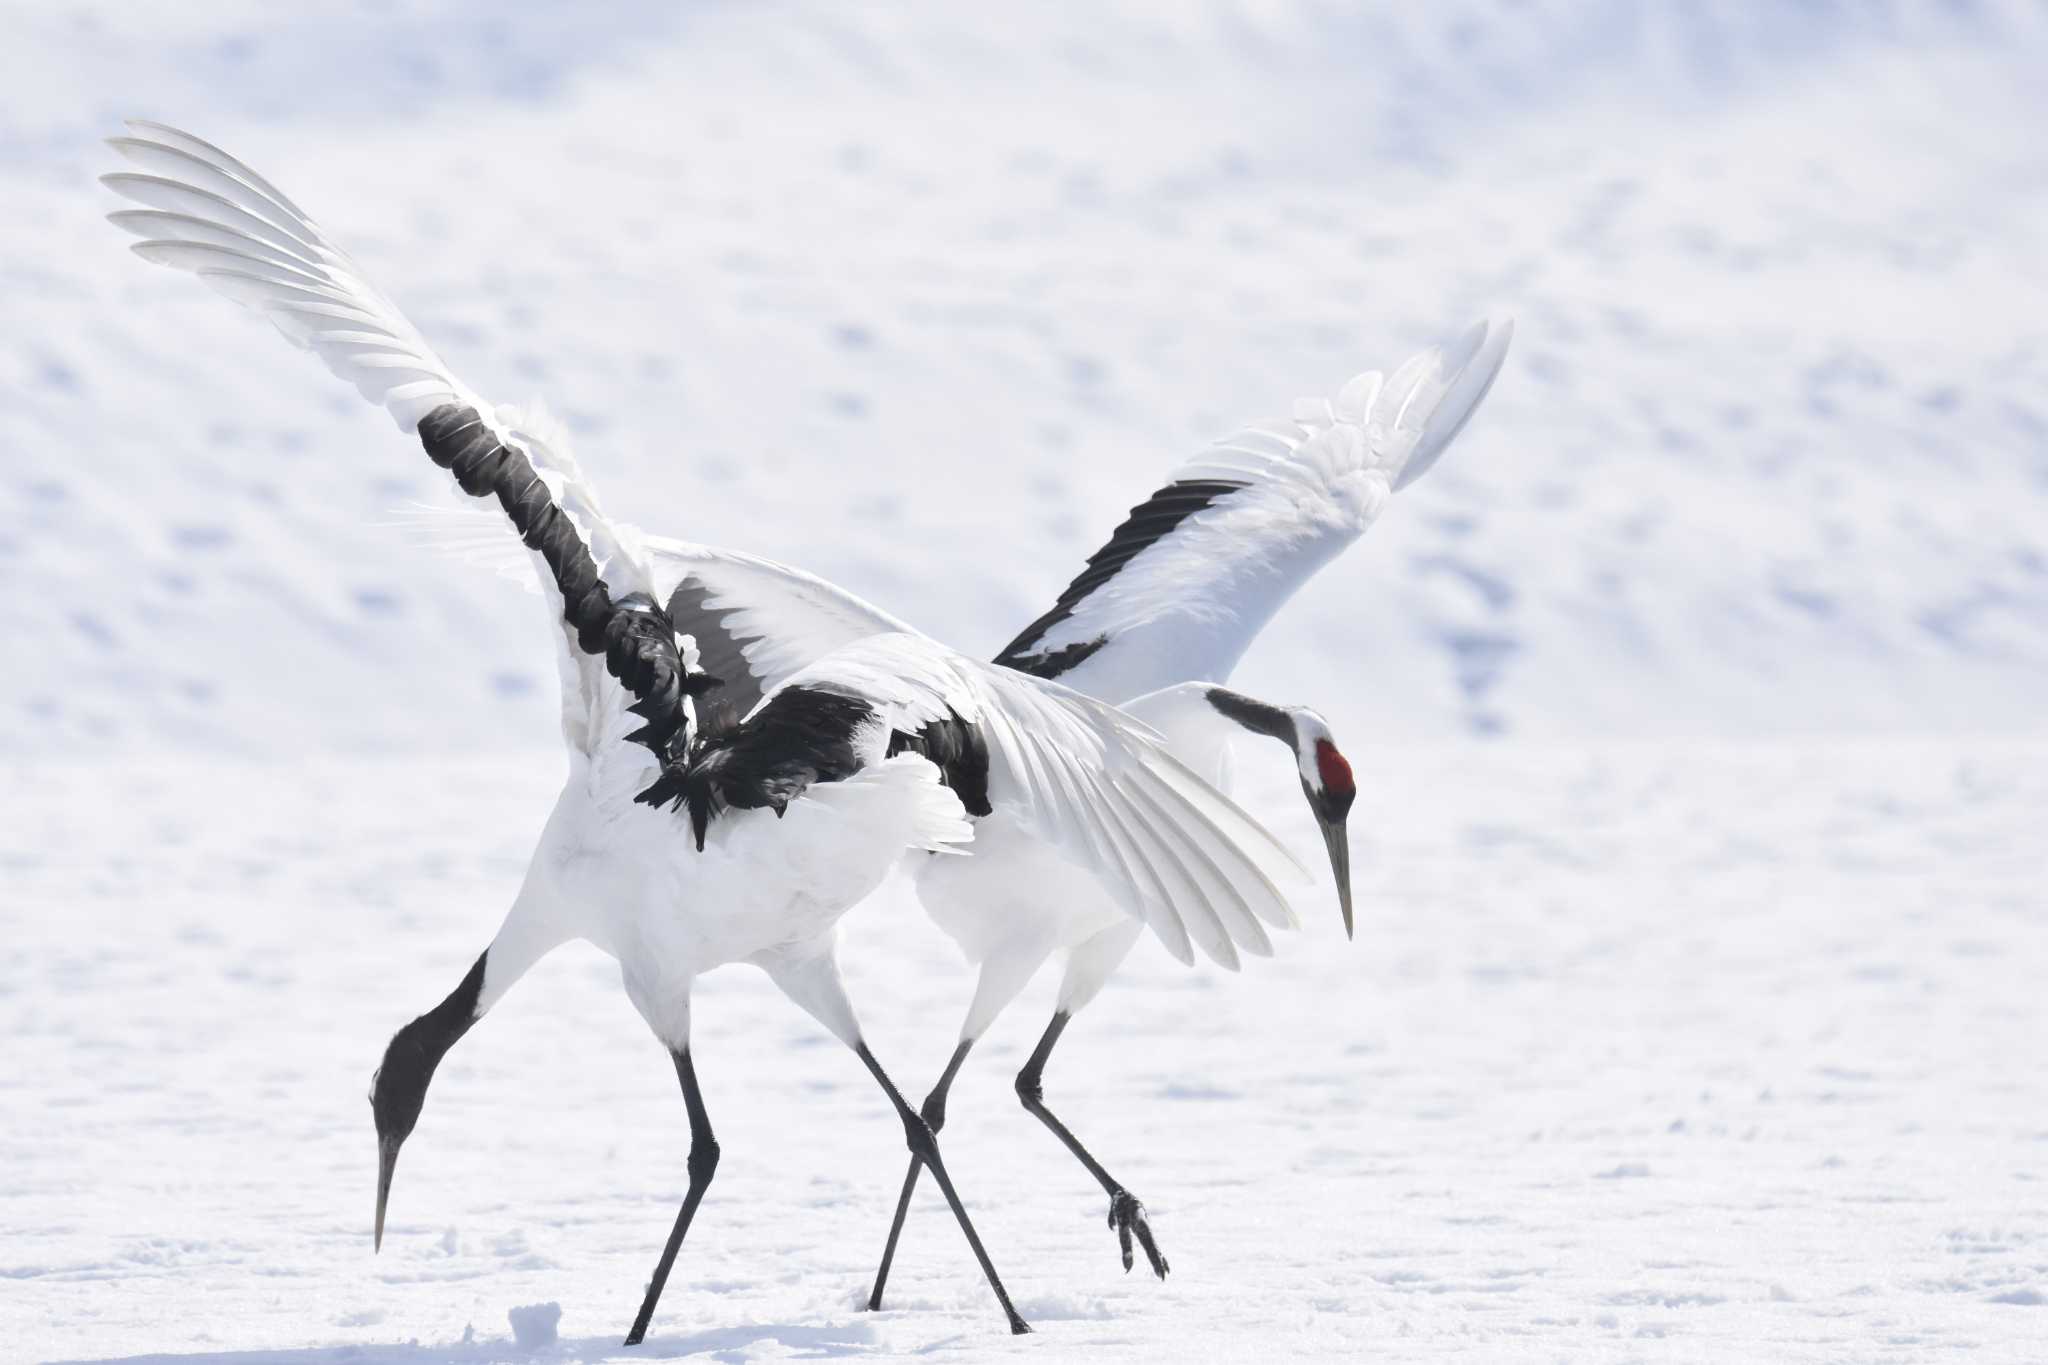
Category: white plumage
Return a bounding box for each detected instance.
[1001,316,1513,703]
[103,121,1316,1344]
[866,316,1512,1298]
[365,293,1513,1300]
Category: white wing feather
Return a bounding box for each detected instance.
[102,121,637,589]
[104,121,656,753]
[783,633,1308,968]
[643,537,921,708]
[106,123,461,430]
[1181,316,1513,494]
[1016,316,1512,702]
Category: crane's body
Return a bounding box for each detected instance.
[513,726,963,1051]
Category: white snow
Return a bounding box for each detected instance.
[7,745,2045,1360]
[505,1302,561,1351]
[4,2,2047,1361]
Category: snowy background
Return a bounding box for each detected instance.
[4,2,2046,1361]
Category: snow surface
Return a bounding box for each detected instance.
[8,745,2047,1361]
[506,1303,561,1352]
[4,2,2047,1361]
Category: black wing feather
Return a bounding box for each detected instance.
[418,402,701,761]
[996,477,1247,680]
[636,687,876,849]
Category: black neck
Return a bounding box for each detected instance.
[417,952,488,1046]
[371,952,487,1144]
[1204,687,1297,747]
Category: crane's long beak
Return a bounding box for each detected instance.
[375,1134,401,1252]
[1318,815,1353,940]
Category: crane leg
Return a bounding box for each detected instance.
[1015,1010,1169,1279]
[623,1048,720,1346]
[866,1037,974,1310]
[856,1041,1030,1334]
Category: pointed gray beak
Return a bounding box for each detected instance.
[1317,814,1353,939]
[375,1133,401,1252]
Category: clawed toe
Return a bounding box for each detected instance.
[1107,1189,1169,1279]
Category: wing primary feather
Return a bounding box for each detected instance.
[1125,759,1302,931]
[109,210,321,272]
[101,173,312,258]
[1117,774,1245,968]
[1062,763,1157,924]
[1046,746,1129,876]
[1119,770,1274,957]
[1106,771,1237,968]
[130,238,332,290]
[123,119,315,221]
[1146,744,1308,885]
[106,137,314,245]
[1080,772,1197,967]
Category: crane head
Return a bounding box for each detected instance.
[1202,688,1357,938]
[1289,709,1357,939]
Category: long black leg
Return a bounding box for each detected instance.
[1016,1011,1168,1279]
[623,1049,720,1347]
[856,1041,1030,1334]
[866,1038,974,1311]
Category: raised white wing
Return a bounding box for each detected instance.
[109,124,466,428]
[786,633,1310,970]
[103,121,691,760]
[102,121,642,581]
[996,317,1513,703]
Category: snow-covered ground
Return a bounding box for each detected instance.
[4,2,2047,1361]
[7,744,2045,1362]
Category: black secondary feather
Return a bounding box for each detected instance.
[996,478,1246,679]
[635,691,997,849]
[637,687,878,850]
[417,402,704,768]
[664,578,770,737]
[1001,635,1106,680]
[888,708,992,817]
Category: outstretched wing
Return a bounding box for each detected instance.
[996,317,1513,702]
[103,121,699,760]
[783,633,1311,970]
